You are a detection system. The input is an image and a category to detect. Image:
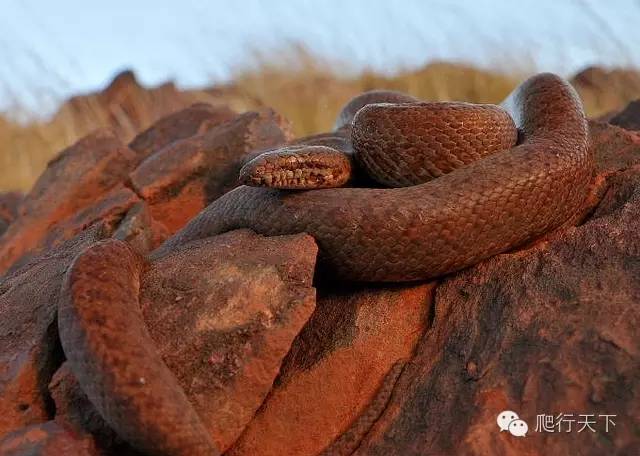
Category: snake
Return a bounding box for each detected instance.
[58,73,592,456]
[158,72,593,281]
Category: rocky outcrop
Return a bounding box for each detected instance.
[609,99,640,132]
[0,105,291,274]
[0,226,106,436]
[0,192,21,236]
[347,112,640,456]
[130,109,291,233]
[0,98,638,455]
[228,283,433,456]
[0,130,140,273]
[355,169,640,455]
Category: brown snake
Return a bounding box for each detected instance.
[58,73,592,455]
[159,73,593,281]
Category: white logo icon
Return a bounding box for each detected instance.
[508,419,528,437]
[497,410,528,437]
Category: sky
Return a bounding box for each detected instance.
[1,0,640,115]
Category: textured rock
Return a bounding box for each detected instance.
[0,192,22,236]
[112,201,169,254]
[129,109,292,233]
[609,99,640,132]
[128,102,237,159]
[53,229,317,453]
[589,120,640,172]
[141,230,317,451]
[0,94,638,456]
[0,130,139,273]
[6,187,140,275]
[228,283,432,456]
[0,226,106,437]
[0,421,98,456]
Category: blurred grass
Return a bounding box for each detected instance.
[0,46,638,192]
[232,47,521,137]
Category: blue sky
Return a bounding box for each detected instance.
[1,0,639,114]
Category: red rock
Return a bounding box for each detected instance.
[140,229,317,451]
[57,70,239,143]
[4,187,140,275]
[129,109,292,234]
[0,192,22,236]
[129,102,238,159]
[0,226,106,437]
[0,421,99,456]
[54,229,317,453]
[0,130,140,273]
[228,283,432,456]
[609,99,640,132]
[589,120,640,174]
[112,201,169,254]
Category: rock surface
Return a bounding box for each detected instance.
[347,115,640,456]
[129,109,291,234]
[0,226,106,436]
[0,192,22,236]
[609,99,640,132]
[0,421,99,456]
[128,102,238,160]
[355,166,640,456]
[228,283,433,456]
[0,130,139,273]
[143,230,317,451]
[0,106,290,273]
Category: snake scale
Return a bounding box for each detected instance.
[59,73,592,455]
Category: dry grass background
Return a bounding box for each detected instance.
[1,47,639,192]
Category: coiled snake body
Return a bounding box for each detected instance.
[59,73,592,455]
[161,73,592,281]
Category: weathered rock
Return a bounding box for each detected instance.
[53,229,317,453]
[0,92,638,456]
[0,192,22,236]
[609,100,640,132]
[228,283,432,456]
[112,201,169,254]
[129,102,237,159]
[55,70,240,144]
[129,110,292,233]
[0,130,140,273]
[5,187,140,275]
[0,226,106,437]
[140,229,317,451]
[0,421,99,456]
[589,119,640,175]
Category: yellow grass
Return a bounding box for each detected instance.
[0,47,634,192]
